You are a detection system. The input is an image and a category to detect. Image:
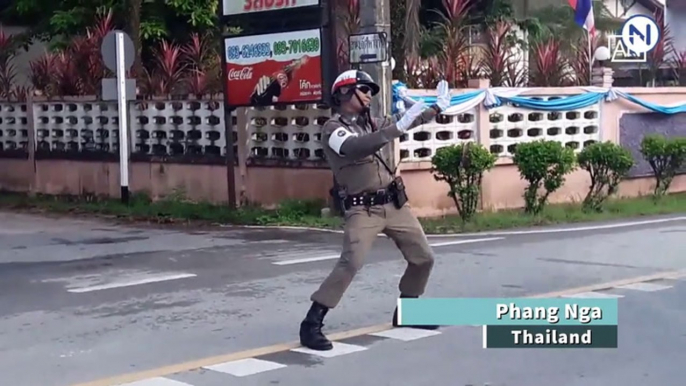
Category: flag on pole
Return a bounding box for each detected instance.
[568,0,596,36]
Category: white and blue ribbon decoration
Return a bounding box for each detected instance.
[392,82,686,115]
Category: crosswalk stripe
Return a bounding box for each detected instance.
[203,358,286,377]
[290,342,367,358]
[370,328,442,341]
[115,377,193,386]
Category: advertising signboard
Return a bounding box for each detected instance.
[223,0,320,16]
[223,28,323,108]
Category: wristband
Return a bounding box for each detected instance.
[430,104,442,114]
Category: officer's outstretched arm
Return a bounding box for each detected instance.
[378,107,438,131]
[327,102,434,159]
[328,122,402,159]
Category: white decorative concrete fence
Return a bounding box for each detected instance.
[0,90,602,167]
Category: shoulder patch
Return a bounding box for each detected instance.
[328,127,357,156]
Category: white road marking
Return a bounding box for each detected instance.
[424,216,686,237]
[233,216,686,237]
[203,358,286,377]
[272,237,502,265]
[370,328,442,341]
[615,282,673,292]
[67,273,197,293]
[115,377,193,386]
[561,292,624,298]
[429,237,504,247]
[272,254,340,265]
[290,342,367,358]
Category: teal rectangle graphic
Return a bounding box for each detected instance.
[398,298,618,326]
[485,325,618,348]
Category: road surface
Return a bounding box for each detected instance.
[0,211,685,386]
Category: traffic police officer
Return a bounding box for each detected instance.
[299,70,451,351]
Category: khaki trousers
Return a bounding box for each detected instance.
[310,202,435,309]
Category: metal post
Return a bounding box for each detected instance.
[358,0,391,118]
[358,0,393,166]
[224,107,237,209]
[115,32,130,204]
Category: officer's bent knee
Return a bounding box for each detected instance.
[337,256,363,274]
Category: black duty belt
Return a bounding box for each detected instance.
[344,189,395,208]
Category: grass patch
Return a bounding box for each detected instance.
[0,192,343,229]
[420,193,686,233]
[0,191,685,234]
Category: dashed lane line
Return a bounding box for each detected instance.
[70,268,686,386]
[66,273,198,293]
[272,237,505,266]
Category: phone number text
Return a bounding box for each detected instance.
[226,37,320,61]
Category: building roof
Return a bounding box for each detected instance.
[636,0,664,12]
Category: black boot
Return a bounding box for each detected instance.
[392,294,440,330]
[299,302,334,351]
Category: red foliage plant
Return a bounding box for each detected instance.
[530,38,572,87]
[480,21,526,87]
[139,32,222,99]
[434,0,473,87]
[673,50,686,84]
[0,28,18,100]
[334,0,360,72]
[141,41,186,98]
[405,56,443,89]
[180,33,220,98]
[0,27,33,101]
[645,9,674,86]
[569,33,598,86]
[28,9,114,98]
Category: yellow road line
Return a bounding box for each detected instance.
[70,269,686,386]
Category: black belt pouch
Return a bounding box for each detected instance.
[388,176,408,209]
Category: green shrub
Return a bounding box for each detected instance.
[640,134,686,197]
[512,140,576,214]
[431,142,497,222]
[577,141,634,212]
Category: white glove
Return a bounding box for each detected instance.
[396,101,426,132]
[395,100,406,114]
[397,85,416,107]
[436,80,450,111]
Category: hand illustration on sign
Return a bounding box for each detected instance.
[253,76,275,102]
[250,56,310,106]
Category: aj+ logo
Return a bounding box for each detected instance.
[608,15,661,63]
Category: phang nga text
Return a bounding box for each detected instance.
[496,303,603,324]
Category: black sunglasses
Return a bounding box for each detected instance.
[357,85,372,94]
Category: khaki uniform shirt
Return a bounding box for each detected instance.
[321,108,437,195]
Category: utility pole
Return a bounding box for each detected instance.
[358,0,393,161]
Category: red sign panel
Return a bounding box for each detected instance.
[223,29,323,108]
[223,0,320,16]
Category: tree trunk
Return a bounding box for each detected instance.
[127,0,143,78]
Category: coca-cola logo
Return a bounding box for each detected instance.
[228,67,253,81]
